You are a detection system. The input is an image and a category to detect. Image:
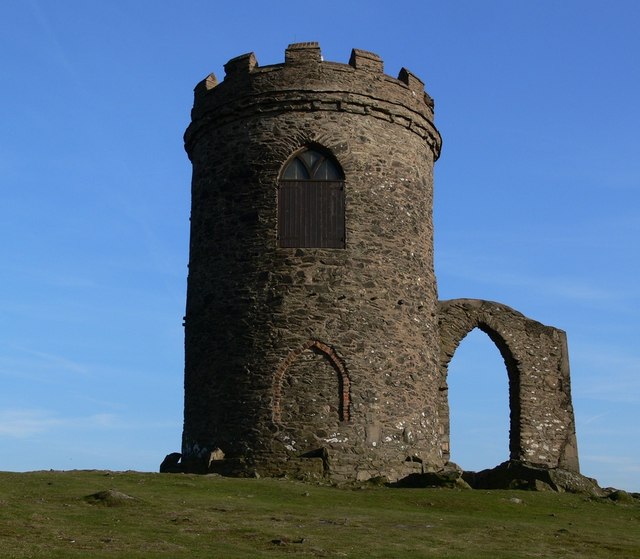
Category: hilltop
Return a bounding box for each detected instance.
[0,470,638,558]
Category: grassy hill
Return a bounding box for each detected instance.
[0,470,638,558]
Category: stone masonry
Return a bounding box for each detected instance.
[176,43,580,482]
[438,299,579,472]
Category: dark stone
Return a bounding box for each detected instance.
[605,489,635,503]
[391,469,471,489]
[84,490,136,506]
[207,457,250,477]
[463,461,603,496]
[159,452,182,473]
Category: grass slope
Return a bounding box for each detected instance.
[0,470,638,558]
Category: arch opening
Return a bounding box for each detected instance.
[443,326,521,471]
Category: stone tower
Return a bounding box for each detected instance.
[177,43,580,483]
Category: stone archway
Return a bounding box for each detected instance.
[272,340,350,432]
[438,299,579,472]
[439,323,521,466]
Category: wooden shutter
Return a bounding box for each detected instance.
[278,180,345,248]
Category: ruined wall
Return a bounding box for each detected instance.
[437,299,580,472]
[182,43,443,481]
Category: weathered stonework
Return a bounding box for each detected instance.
[175,43,580,482]
[438,299,579,472]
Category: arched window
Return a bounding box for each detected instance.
[278,148,345,248]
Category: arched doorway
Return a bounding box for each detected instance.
[438,298,580,473]
[447,328,511,470]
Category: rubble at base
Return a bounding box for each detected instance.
[461,460,605,496]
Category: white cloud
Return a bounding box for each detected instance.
[572,346,640,403]
[19,349,90,376]
[576,377,640,404]
[0,409,118,438]
[26,0,78,80]
[583,455,640,476]
[0,347,91,382]
[581,454,640,491]
[439,255,618,304]
[0,410,65,437]
[579,412,610,425]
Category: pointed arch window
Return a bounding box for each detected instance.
[278,148,345,248]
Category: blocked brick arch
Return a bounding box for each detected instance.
[272,340,351,424]
[437,299,580,472]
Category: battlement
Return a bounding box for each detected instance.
[187,43,440,158]
[224,51,258,75]
[284,42,322,64]
[192,43,433,108]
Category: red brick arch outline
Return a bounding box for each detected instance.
[272,340,351,424]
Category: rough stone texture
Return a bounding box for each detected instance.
[159,452,182,473]
[182,43,442,482]
[392,469,472,490]
[438,299,579,472]
[462,460,602,496]
[177,43,580,483]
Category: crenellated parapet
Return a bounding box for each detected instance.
[185,42,441,158]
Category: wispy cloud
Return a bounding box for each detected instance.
[20,348,90,376]
[0,408,178,439]
[0,410,64,437]
[0,409,117,438]
[576,378,640,404]
[583,454,640,474]
[580,412,611,425]
[1,262,101,290]
[0,346,91,381]
[26,0,79,81]
[439,255,618,304]
[572,346,640,403]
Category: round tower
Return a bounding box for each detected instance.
[182,43,442,481]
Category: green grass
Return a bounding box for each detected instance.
[0,470,638,558]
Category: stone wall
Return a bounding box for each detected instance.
[437,299,579,472]
[182,43,443,481]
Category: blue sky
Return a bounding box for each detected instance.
[1,0,638,491]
